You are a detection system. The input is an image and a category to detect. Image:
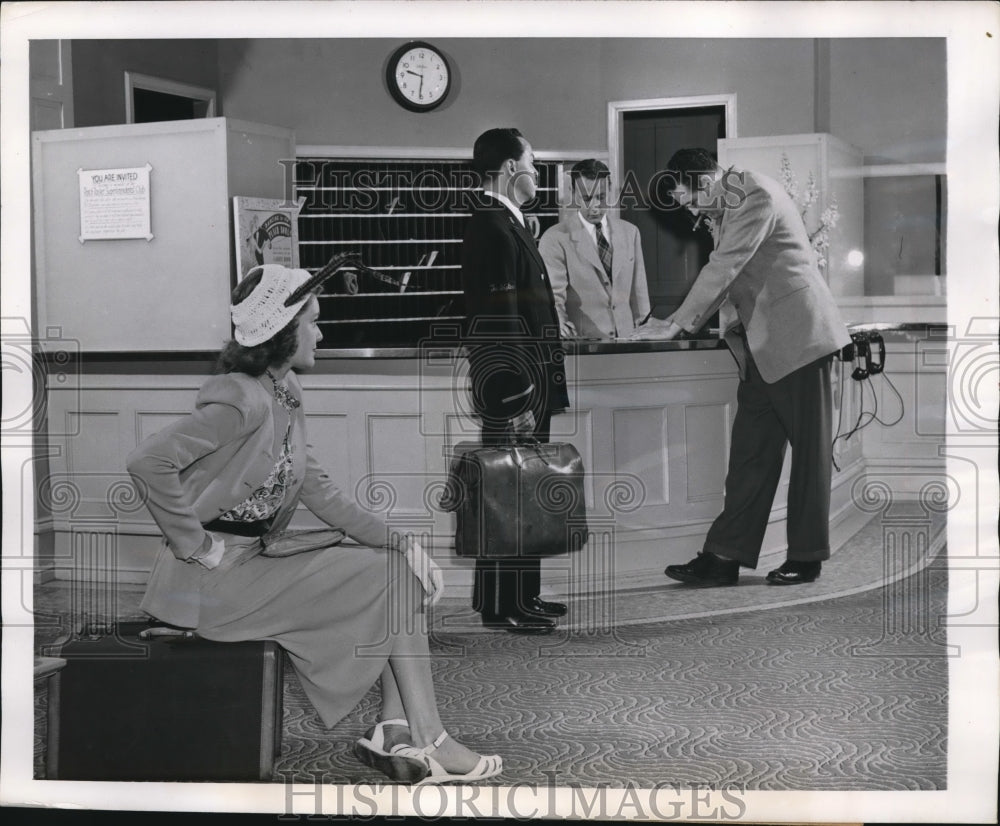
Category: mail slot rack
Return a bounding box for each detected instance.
[293,155,570,348]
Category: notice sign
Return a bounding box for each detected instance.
[78,164,153,242]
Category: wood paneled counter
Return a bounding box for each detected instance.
[39,330,946,598]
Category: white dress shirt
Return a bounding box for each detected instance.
[576,211,611,251]
[483,190,525,227]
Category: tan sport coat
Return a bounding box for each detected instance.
[126,371,389,628]
[539,215,651,339]
[672,169,851,383]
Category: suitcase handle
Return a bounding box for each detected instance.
[510,440,554,470]
[138,627,199,641]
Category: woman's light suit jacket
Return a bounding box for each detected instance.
[126,371,389,628]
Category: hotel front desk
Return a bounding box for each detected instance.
[29,119,948,597]
[39,326,955,600]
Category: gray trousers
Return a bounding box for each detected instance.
[704,351,835,568]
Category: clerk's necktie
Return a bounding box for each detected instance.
[595,223,613,282]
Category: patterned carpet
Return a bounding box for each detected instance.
[34,505,948,790]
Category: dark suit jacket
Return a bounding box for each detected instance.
[461,198,569,421]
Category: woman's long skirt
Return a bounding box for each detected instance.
[193,538,422,729]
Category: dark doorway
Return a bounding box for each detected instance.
[622,106,726,323]
[133,88,212,123]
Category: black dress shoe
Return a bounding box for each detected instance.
[523,596,567,617]
[481,611,555,634]
[665,551,739,586]
[766,560,821,585]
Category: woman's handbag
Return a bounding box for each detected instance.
[261,527,346,558]
[441,438,589,559]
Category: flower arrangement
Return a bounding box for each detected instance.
[779,152,840,271]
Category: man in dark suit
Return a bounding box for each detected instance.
[460,127,570,634]
[636,148,851,587]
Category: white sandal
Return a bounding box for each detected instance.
[354,719,429,783]
[395,730,503,786]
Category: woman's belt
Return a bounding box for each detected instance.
[203,517,273,538]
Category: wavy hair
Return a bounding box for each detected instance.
[665,148,720,179]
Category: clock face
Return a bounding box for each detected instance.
[388,42,451,111]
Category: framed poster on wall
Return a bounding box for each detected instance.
[233,196,303,279]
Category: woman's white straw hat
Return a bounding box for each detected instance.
[231,265,313,347]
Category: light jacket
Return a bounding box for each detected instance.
[126,371,389,627]
[539,215,651,339]
[672,168,851,383]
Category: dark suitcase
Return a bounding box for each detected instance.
[46,621,283,782]
[442,440,589,558]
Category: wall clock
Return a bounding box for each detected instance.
[386,41,452,112]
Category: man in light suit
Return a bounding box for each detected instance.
[539,159,651,339]
[638,148,851,587]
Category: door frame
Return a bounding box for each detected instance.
[124,71,217,124]
[606,94,738,189]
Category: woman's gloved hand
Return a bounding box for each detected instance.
[403,538,444,608]
[191,532,226,570]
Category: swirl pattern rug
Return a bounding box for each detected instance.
[34,504,948,789]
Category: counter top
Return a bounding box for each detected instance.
[845,321,950,337]
[315,336,729,360]
[309,322,945,359]
[59,323,948,366]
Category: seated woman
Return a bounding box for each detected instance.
[126,263,501,785]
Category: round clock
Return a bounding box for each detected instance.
[386,41,452,112]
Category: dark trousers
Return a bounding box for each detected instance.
[704,352,835,568]
[471,411,552,617]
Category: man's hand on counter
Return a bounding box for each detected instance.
[629,315,683,341]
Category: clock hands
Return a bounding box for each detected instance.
[405,68,425,97]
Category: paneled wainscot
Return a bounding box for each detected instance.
[38,330,944,599]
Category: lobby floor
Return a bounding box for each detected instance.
[34,504,948,789]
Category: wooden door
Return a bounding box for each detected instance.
[621,107,724,321]
[30,40,74,131]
